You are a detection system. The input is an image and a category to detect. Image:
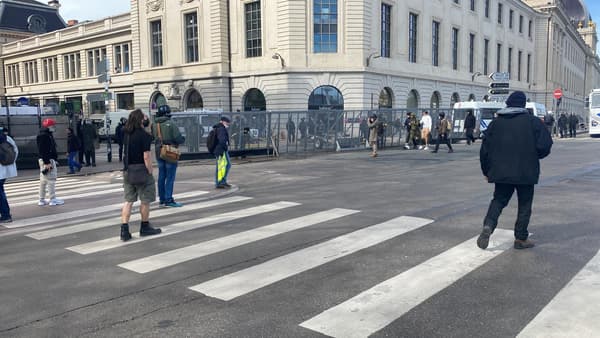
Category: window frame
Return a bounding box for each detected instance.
[451,27,459,70]
[432,20,440,67]
[313,0,338,54]
[245,1,262,58]
[150,19,163,67]
[381,3,392,58]
[408,12,418,63]
[184,12,200,63]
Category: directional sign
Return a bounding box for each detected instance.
[489,82,510,88]
[553,88,563,99]
[489,72,510,82]
[489,89,510,95]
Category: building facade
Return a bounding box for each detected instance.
[1,0,598,116]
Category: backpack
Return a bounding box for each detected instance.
[206,127,219,154]
[446,119,452,132]
[0,141,16,165]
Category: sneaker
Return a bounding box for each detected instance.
[418,145,424,150]
[424,146,429,150]
[514,239,535,249]
[431,150,438,153]
[165,201,183,208]
[216,184,227,189]
[38,199,47,206]
[222,183,232,188]
[477,226,493,249]
[0,217,12,223]
[159,201,166,207]
[140,223,161,236]
[404,144,410,150]
[448,149,454,153]
[49,198,64,206]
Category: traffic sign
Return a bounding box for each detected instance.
[553,88,563,99]
[488,89,510,95]
[489,72,510,82]
[489,82,510,88]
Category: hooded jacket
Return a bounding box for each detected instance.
[213,123,229,157]
[480,107,552,185]
[37,128,58,164]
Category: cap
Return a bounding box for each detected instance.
[42,118,56,128]
[220,116,231,123]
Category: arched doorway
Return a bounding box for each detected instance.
[308,85,344,110]
[184,89,203,110]
[150,92,167,110]
[468,93,476,101]
[430,91,441,108]
[243,88,266,111]
[307,86,344,144]
[378,87,393,109]
[450,92,460,107]
[407,89,419,109]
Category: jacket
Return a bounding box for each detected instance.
[82,123,98,151]
[67,134,81,153]
[213,123,229,156]
[437,118,450,135]
[480,107,552,185]
[36,128,58,164]
[0,136,18,180]
[115,123,125,144]
[153,116,185,146]
[367,119,380,143]
[464,114,476,129]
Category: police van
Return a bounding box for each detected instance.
[525,102,547,119]
[450,101,505,139]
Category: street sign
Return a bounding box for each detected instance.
[488,89,510,95]
[489,72,510,82]
[489,82,510,88]
[553,88,563,99]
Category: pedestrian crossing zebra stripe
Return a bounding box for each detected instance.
[299,229,514,338]
[8,187,124,208]
[27,196,253,240]
[4,178,79,188]
[4,181,98,195]
[188,216,434,301]
[7,183,122,201]
[4,190,210,229]
[66,201,301,255]
[118,208,360,274]
[517,248,600,337]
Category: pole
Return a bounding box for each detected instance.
[104,61,112,163]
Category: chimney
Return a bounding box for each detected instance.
[47,0,60,9]
[67,20,79,27]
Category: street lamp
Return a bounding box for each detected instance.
[471,72,483,82]
[272,53,285,68]
[366,52,380,67]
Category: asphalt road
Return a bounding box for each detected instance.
[0,136,598,338]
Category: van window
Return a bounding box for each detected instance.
[480,108,499,119]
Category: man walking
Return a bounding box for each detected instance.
[431,112,453,153]
[464,110,476,145]
[66,127,82,174]
[36,118,64,206]
[367,114,381,157]
[286,117,296,143]
[152,105,185,207]
[120,109,161,241]
[115,117,126,162]
[419,111,432,150]
[477,91,552,250]
[82,119,98,167]
[568,113,578,138]
[557,113,568,138]
[0,125,18,223]
[213,116,232,188]
[544,112,555,137]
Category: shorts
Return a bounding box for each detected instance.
[421,128,431,140]
[123,173,156,203]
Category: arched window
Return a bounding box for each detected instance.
[468,93,476,101]
[430,91,441,108]
[150,92,167,110]
[407,89,419,109]
[243,88,266,111]
[483,94,490,102]
[378,87,393,109]
[184,89,204,110]
[308,85,344,110]
[450,92,460,107]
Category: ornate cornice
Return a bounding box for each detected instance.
[146,0,163,13]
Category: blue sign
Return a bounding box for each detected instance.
[17,97,29,106]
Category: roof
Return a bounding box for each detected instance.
[0,0,66,34]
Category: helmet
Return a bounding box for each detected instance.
[42,118,56,128]
[157,105,171,117]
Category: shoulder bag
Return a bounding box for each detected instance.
[124,133,149,186]
[157,123,181,162]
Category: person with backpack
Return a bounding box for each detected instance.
[367,114,381,157]
[0,125,18,223]
[208,116,232,188]
[37,118,64,206]
[66,127,82,174]
[432,112,454,153]
[152,105,185,207]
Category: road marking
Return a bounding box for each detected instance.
[118,208,360,273]
[28,196,252,240]
[517,248,600,337]
[4,190,209,229]
[66,201,300,255]
[4,178,78,188]
[299,229,513,338]
[189,216,434,301]
[9,187,124,208]
[6,181,106,197]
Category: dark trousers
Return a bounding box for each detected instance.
[287,131,295,143]
[78,138,85,163]
[483,183,534,240]
[465,128,476,144]
[559,127,567,138]
[434,134,453,151]
[85,149,96,166]
[405,129,410,144]
[569,126,576,138]
[118,143,124,162]
[0,179,10,219]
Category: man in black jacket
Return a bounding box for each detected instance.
[214,116,231,189]
[36,118,64,206]
[464,110,476,145]
[477,91,552,250]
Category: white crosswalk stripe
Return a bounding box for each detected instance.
[4,178,79,188]
[517,248,600,337]
[299,230,514,338]
[118,208,360,273]
[9,187,123,208]
[5,181,100,195]
[8,184,123,204]
[188,216,434,301]
[66,201,300,255]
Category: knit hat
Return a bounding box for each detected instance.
[220,116,231,123]
[505,91,527,108]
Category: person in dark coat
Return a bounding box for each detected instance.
[77,116,85,164]
[464,111,477,145]
[115,117,126,162]
[299,118,308,140]
[66,127,82,174]
[568,113,578,138]
[557,113,568,138]
[477,91,553,250]
[213,116,231,189]
[286,117,296,143]
[82,120,98,166]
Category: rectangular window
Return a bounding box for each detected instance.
[519,15,524,33]
[151,20,163,67]
[527,53,531,83]
[314,0,338,53]
[5,64,20,86]
[42,56,58,82]
[484,39,489,74]
[518,50,522,81]
[507,47,512,76]
[24,60,38,84]
[496,43,502,72]
[469,33,475,73]
[117,93,135,110]
[451,27,459,70]
[114,43,132,73]
[245,1,262,57]
[185,12,199,62]
[381,4,391,58]
[528,20,532,38]
[63,53,81,79]
[408,12,418,63]
[86,48,107,76]
[509,9,513,29]
[497,3,503,24]
[432,20,440,66]
[453,0,459,3]
[485,0,490,18]
[470,0,475,11]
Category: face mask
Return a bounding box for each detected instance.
[143,119,150,128]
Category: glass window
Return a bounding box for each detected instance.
[484,39,489,74]
[591,93,600,108]
[42,56,58,82]
[379,88,393,109]
[117,93,134,110]
[408,12,418,63]
[469,33,475,73]
[519,15,524,33]
[185,12,199,63]
[151,20,163,67]
[5,64,20,86]
[497,3,503,24]
[244,88,267,111]
[484,0,490,18]
[245,2,262,57]
[24,60,38,84]
[381,4,391,58]
[432,21,440,66]
[63,53,81,79]
[451,28,459,70]
[308,86,344,110]
[507,47,512,76]
[518,50,522,81]
[528,20,532,37]
[470,0,475,11]
[314,0,338,53]
[509,9,513,29]
[114,43,132,73]
[496,43,502,72]
[527,53,531,83]
[86,48,107,76]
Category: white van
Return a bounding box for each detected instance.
[89,110,130,139]
[451,101,506,138]
[526,102,547,118]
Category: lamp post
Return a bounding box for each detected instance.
[366,52,380,67]
[272,53,285,68]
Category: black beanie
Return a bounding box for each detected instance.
[505,91,526,108]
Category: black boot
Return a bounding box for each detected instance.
[120,224,132,242]
[140,222,161,236]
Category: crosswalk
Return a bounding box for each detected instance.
[3,177,599,336]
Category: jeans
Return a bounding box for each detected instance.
[68,151,81,173]
[157,158,178,203]
[483,183,534,240]
[215,151,231,186]
[0,179,10,219]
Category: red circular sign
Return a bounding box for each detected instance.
[553,89,563,99]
